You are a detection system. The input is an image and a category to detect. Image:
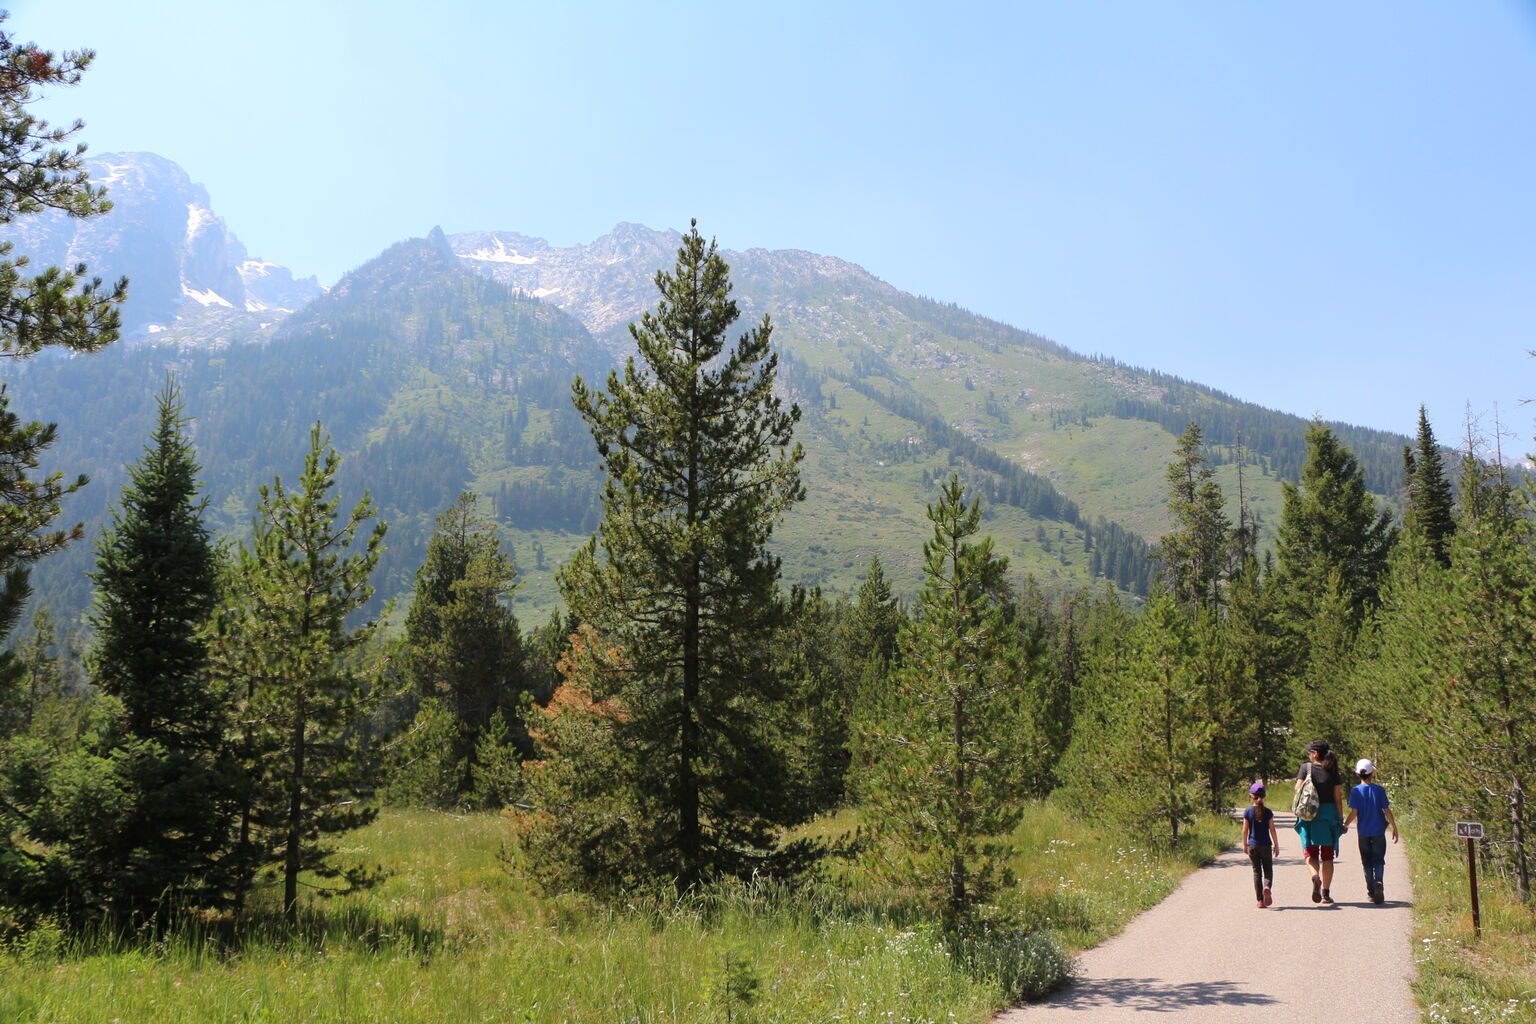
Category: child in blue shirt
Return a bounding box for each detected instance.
[1242,782,1280,908]
[1344,758,1400,904]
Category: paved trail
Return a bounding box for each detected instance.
[998,813,1417,1023]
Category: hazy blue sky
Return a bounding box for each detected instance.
[10,1,1536,438]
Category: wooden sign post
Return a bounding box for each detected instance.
[1456,821,1483,937]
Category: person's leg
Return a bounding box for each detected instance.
[1259,847,1274,905]
[1320,845,1336,902]
[1364,835,1387,899]
[1249,847,1265,903]
[1359,834,1374,890]
[1305,846,1322,902]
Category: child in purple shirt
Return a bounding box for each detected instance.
[1242,782,1280,908]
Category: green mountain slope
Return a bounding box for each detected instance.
[9,227,1419,630]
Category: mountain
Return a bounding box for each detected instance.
[1,156,1428,631]
[0,152,322,338]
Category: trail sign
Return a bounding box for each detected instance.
[1457,822,1484,937]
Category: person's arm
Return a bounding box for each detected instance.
[1242,815,1251,848]
[1268,813,1279,851]
[1385,806,1400,844]
[1344,787,1358,828]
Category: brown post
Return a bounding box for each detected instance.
[1466,837,1482,938]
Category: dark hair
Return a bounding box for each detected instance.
[1320,750,1339,777]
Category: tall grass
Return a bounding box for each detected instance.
[0,802,1230,1023]
[1402,811,1536,1024]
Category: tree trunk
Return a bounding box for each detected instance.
[284,701,306,925]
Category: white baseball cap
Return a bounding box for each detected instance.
[1355,758,1376,775]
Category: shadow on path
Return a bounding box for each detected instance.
[1041,977,1278,1013]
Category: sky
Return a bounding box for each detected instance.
[9,0,1536,438]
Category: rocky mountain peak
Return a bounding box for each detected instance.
[0,151,323,338]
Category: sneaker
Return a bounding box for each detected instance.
[1321,889,1334,904]
[1372,886,1384,905]
[1262,887,1272,907]
[1312,877,1322,903]
[1256,899,1265,908]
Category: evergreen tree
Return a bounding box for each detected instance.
[401,492,524,803]
[845,556,902,670]
[1223,560,1291,785]
[89,381,220,746]
[858,478,1035,928]
[1412,463,1532,900]
[776,586,853,812]
[1157,422,1233,613]
[0,391,232,923]
[211,424,387,922]
[1402,406,1455,566]
[1156,422,1245,809]
[536,222,806,891]
[0,18,126,704]
[1275,422,1396,627]
[1060,595,1208,848]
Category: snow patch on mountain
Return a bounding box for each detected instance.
[183,284,234,308]
[463,238,539,264]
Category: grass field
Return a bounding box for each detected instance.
[1403,813,1536,1024]
[0,803,1230,1024]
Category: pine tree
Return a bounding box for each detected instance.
[1402,406,1455,566]
[1060,595,1208,848]
[0,18,126,703]
[858,478,1034,928]
[89,381,220,746]
[211,424,387,922]
[1157,422,1233,613]
[0,391,233,923]
[845,556,902,671]
[1275,422,1396,627]
[537,222,805,891]
[0,606,54,739]
[402,492,524,803]
[1223,560,1291,785]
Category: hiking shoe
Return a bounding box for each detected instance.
[1321,889,1334,904]
[1262,887,1273,907]
[1311,877,1322,903]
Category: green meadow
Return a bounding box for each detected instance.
[0,805,1230,1024]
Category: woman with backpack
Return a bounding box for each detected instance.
[1293,739,1348,904]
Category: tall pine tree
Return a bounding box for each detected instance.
[1402,406,1455,567]
[534,222,806,892]
[0,387,229,923]
[211,424,387,922]
[858,478,1034,928]
[0,18,126,706]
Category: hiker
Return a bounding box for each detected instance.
[1242,782,1279,908]
[1344,757,1400,904]
[1294,739,1347,904]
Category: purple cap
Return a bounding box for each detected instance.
[1250,782,1266,796]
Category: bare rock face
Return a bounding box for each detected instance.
[448,222,903,359]
[0,152,323,338]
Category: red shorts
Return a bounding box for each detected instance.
[1304,844,1335,862]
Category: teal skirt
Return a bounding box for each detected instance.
[1295,801,1345,848]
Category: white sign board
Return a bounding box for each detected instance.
[1456,821,1484,840]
